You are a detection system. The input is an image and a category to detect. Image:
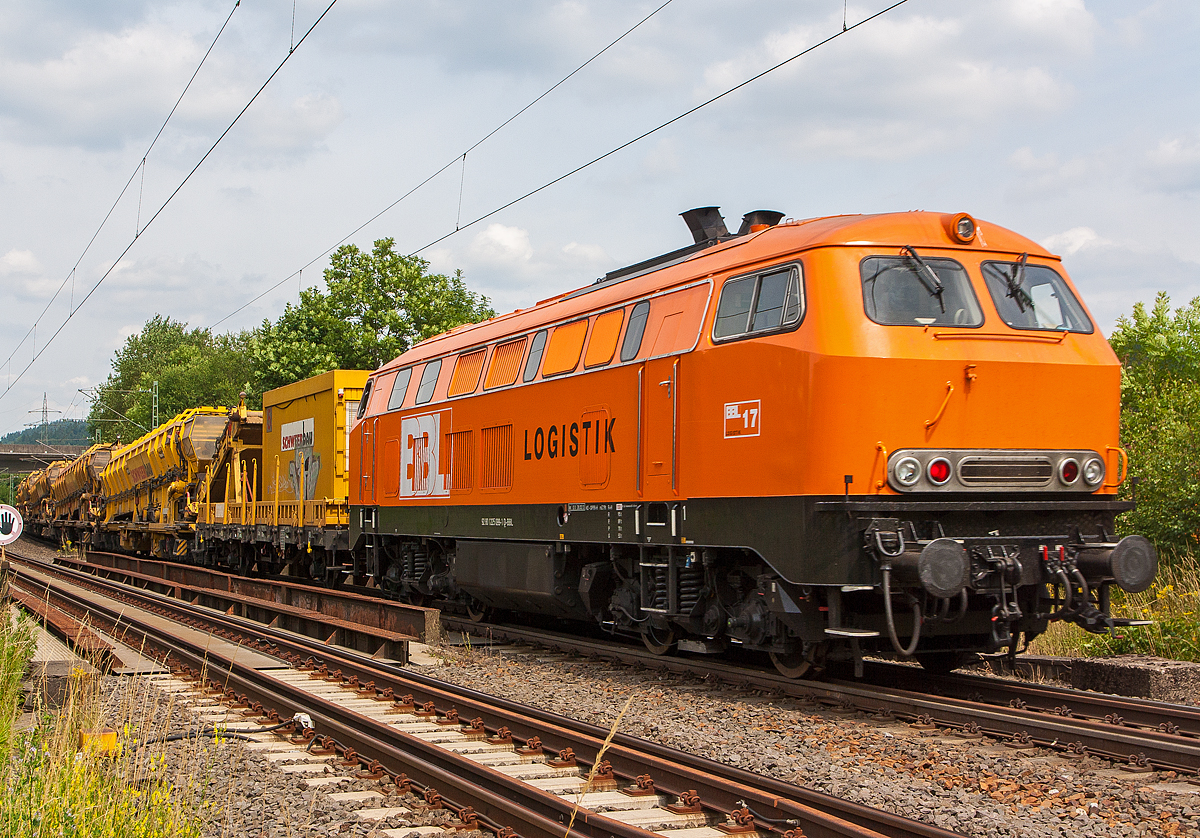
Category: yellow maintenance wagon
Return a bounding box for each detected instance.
[97,407,228,558]
[194,370,368,578]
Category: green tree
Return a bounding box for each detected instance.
[0,419,90,446]
[87,316,256,444]
[251,238,494,393]
[1110,293,1200,555]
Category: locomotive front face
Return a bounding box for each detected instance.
[741,215,1156,669]
[347,208,1156,678]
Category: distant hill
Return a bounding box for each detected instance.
[0,419,91,446]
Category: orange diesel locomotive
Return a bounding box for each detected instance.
[351,207,1156,677]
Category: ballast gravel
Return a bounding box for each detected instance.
[97,672,472,838]
[411,642,1200,838]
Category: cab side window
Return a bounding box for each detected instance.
[387,368,413,411]
[523,330,548,382]
[713,265,804,340]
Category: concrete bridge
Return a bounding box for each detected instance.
[0,444,86,475]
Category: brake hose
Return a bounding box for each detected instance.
[882,566,921,657]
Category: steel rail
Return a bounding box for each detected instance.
[865,661,1200,740]
[5,567,673,838]
[6,555,949,838]
[437,618,1200,775]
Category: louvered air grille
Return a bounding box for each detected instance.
[957,456,1053,486]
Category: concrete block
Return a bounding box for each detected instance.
[1071,655,1200,703]
[356,806,412,821]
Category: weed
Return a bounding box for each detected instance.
[0,608,221,837]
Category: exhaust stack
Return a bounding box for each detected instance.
[738,210,785,235]
[680,207,729,243]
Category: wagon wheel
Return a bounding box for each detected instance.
[770,642,827,679]
[465,598,492,623]
[641,625,676,656]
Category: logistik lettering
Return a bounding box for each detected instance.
[524,418,616,460]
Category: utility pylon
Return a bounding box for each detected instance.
[26,393,61,444]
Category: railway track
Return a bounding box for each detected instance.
[4,548,959,838]
[23,543,1200,777]
[439,616,1200,776]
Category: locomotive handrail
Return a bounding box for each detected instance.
[930,330,1068,343]
[1104,445,1127,489]
[924,381,954,430]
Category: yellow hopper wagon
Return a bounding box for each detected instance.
[97,407,228,558]
[48,443,117,543]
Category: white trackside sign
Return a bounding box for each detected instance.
[0,504,22,546]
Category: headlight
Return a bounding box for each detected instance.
[1082,457,1105,486]
[894,456,921,486]
[1058,458,1079,485]
[927,457,952,485]
[948,212,976,243]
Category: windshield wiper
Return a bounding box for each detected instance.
[1006,252,1034,313]
[901,245,945,313]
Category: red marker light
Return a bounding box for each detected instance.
[1059,458,1080,485]
[928,458,951,485]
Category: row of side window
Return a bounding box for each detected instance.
[382,299,653,413]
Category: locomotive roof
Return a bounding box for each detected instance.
[380,210,1053,372]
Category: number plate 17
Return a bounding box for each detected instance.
[723,400,761,438]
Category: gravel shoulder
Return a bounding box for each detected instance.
[413,641,1200,838]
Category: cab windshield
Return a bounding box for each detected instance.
[182,415,227,461]
[981,260,1093,333]
[861,255,983,327]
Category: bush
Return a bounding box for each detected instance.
[1110,293,1200,555]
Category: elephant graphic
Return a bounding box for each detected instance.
[287,449,321,501]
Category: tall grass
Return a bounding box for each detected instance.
[1030,552,1200,661]
[0,613,34,755]
[0,607,220,837]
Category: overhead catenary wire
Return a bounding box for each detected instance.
[0,0,339,410]
[412,0,911,256]
[0,0,243,377]
[208,0,677,330]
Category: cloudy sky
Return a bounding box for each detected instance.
[1,0,1197,437]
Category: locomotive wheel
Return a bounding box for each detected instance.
[770,643,826,679]
[641,625,676,656]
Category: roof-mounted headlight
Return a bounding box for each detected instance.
[947,213,976,244]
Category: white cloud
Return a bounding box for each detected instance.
[561,241,608,265]
[0,23,214,147]
[0,249,41,275]
[1002,0,1096,53]
[235,93,346,162]
[1041,227,1110,256]
[468,224,533,266]
[1144,133,1200,193]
